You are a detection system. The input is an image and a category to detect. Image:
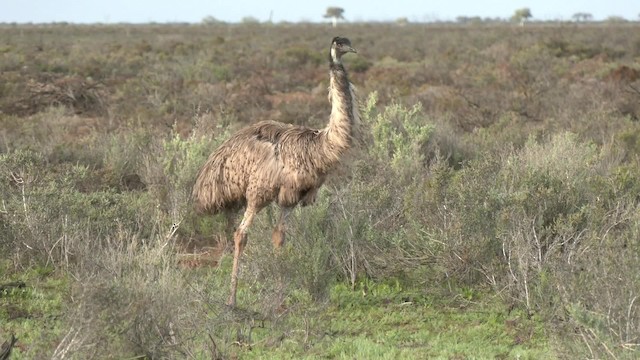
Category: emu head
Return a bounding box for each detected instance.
[330,37,357,64]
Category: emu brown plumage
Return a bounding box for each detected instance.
[192,37,358,307]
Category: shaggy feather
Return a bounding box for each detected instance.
[191,36,358,307]
[193,42,357,215]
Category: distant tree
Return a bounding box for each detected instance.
[395,17,409,26]
[572,12,593,22]
[241,16,260,24]
[511,8,532,26]
[606,15,626,23]
[201,15,221,25]
[324,7,345,28]
[456,16,482,24]
[485,17,504,23]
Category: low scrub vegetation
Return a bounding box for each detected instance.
[1,22,640,358]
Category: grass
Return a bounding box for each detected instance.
[0,262,68,359]
[195,256,552,359]
[297,284,549,359]
[0,258,552,359]
[227,284,552,359]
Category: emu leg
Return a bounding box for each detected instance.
[272,206,293,309]
[272,207,293,248]
[222,210,236,253]
[228,207,256,307]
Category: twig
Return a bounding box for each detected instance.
[621,343,639,351]
[588,328,618,360]
[206,333,222,359]
[333,186,357,289]
[532,222,543,270]
[52,327,85,360]
[169,321,177,346]
[0,281,26,293]
[502,240,518,283]
[626,83,640,97]
[10,171,27,214]
[626,294,637,343]
[0,334,17,360]
[579,329,595,359]
[161,221,181,250]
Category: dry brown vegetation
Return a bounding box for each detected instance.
[1,22,640,358]
[2,23,639,140]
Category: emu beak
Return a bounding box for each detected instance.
[347,46,357,54]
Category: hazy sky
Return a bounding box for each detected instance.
[2,0,637,23]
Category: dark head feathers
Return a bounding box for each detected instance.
[332,37,351,46]
[329,37,357,64]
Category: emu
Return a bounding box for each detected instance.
[192,37,358,307]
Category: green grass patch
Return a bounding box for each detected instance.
[0,260,554,359]
[0,261,69,359]
[227,280,553,359]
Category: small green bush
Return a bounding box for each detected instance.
[283,46,323,67]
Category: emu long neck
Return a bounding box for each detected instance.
[324,61,355,157]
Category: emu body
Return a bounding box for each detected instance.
[192,37,358,307]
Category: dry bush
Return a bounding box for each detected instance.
[3,74,107,117]
[55,228,229,359]
[408,132,640,357]
[492,134,601,307]
[559,199,640,356]
[0,126,250,359]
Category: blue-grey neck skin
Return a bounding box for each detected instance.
[323,42,356,159]
[328,60,354,125]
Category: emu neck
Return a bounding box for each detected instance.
[324,61,354,157]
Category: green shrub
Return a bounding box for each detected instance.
[283,46,323,67]
[348,56,373,73]
[416,131,640,357]
[366,93,433,176]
